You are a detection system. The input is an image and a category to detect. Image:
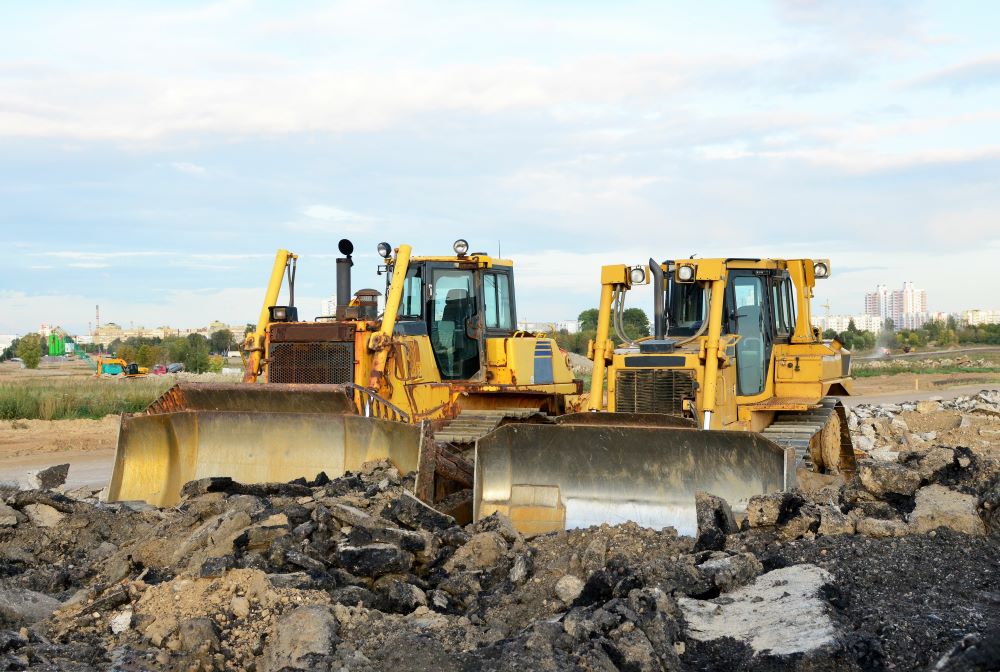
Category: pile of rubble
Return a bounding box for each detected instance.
[1,392,999,671]
[855,356,994,371]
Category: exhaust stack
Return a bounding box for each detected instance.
[336,239,354,318]
[649,258,666,339]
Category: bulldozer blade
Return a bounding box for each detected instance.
[474,423,795,537]
[108,410,422,507]
[144,382,359,415]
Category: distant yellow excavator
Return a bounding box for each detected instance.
[109,239,582,508]
[95,357,148,378]
[475,256,857,534]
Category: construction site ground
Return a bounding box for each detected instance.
[1,362,999,670]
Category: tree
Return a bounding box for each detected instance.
[621,308,650,340]
[578,309,600,332]
[16,334,43,369]
[1,337,18,362]
[208,355,225,373]
[118,345,138,363]
[183,337,211,373]
[210,329,234,355]
[164,337,188,364]
[136,344,163,368]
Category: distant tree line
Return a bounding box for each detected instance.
[552,308,651,355]
[821,316,1000,353]
[105,329,237,374]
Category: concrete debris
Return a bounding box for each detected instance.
[694,491,738,552]
[679,564,838,656]
[817,504,855,536]
[262,605,339,672]
[696,552,762,593]
[0,587,61,626]
[858,460,923,497]
[745,491,802,528]
[0,501,21,527]
[553,574,584,603]
[109,608,133,635]
[28,463,70,490]
[443,531,507,572]
[909,484,986,536]
[22,502,65,528]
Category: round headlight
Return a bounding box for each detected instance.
[813,262,829,278]
[377,242,392,258]
[629,267,646,284]
[677,264,695,281]
[453,239,469,256]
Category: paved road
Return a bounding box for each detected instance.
[855,345,1000,361]
[843,383,994,408]
[0,449,114,491]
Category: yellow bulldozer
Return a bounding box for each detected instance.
[109,242,856,538]
[109,239,582,509]
[475,256,857,534]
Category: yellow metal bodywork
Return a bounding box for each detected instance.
[108,384,423,507]
[593,257,852,430]
[243,249,297,383]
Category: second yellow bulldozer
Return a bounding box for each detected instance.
[475,256,857,535]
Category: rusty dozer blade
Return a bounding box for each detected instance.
[474,415,796,537]
[107,383,422,507]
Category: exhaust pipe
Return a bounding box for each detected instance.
[336,239,354,315]
[649,258,665,339]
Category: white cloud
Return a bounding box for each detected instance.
[285,205,377,233]
[169,161,207,175]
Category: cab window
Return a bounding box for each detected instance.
[772,276,792,339]
[483,272,513,330]
[398,267,423,319]
[668,283,707,336]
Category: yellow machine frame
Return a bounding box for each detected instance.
[588,257,853,432]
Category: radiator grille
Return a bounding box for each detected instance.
[615,368,695,415]
[268,342,355,384]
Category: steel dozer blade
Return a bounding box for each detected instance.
[474,416,796,537]
[107,383,422,507]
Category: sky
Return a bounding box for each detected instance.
[2,0,999,336]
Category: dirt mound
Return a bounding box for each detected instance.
[0,391,998,671]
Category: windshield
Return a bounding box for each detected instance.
[668,282,707,336]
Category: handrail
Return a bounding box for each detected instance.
[344,383,410,423]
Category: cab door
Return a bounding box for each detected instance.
[428,267,483,380]
[729,273,774,396]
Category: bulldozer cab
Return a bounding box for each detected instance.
[393,256,516,382]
